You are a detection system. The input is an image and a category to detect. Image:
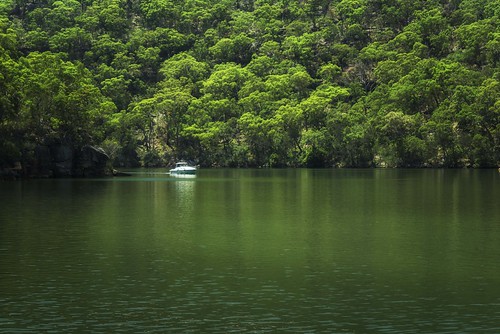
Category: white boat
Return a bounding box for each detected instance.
[169,161,197,174]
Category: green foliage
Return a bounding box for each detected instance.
[16,52,114,146]
[1,0,499,168]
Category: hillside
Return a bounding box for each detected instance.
[1,0,499,169]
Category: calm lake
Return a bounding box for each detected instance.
[1,169,499,333]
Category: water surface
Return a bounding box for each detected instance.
[1,169,499,333]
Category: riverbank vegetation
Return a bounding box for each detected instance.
[1,0,499,169]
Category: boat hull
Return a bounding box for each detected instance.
[170,169,196,175]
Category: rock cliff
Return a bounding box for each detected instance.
[29,144,113,178]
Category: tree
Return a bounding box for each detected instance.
[467,79,500,166]
[300,84,349,129]
[387,59,479,116]
[140,0,177,28]
[201,63,252,101]
[159,52,210,95]
[86,34,126,65]
[377,110,427,166]
[209,33,255,64]
[17,52,115,146]
[238,112,273,166]
[48,27,91,60]
[455,19,497,67]
[2,0,499,169]
[0,17,22,166]
[78,0,129,38]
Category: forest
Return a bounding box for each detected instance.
[0,0,499,169]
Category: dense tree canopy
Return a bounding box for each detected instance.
[1,0,499,168]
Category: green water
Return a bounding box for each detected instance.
[1,169,499,333]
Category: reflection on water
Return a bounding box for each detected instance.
[0,169,499,333]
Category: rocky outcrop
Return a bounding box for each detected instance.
[0,161,25,180]
[0,168,19,180]
[51,144,74,177]
[29,143,112,178]
[33,145,53,177]
[74,145,112,177]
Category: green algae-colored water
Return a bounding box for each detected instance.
[1,169,499,333]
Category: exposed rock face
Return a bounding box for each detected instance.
[30,144,112,177]
[34,145,53,177]
[51,144,74,177]
[75,145,112,177]
[0,168,18,180]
